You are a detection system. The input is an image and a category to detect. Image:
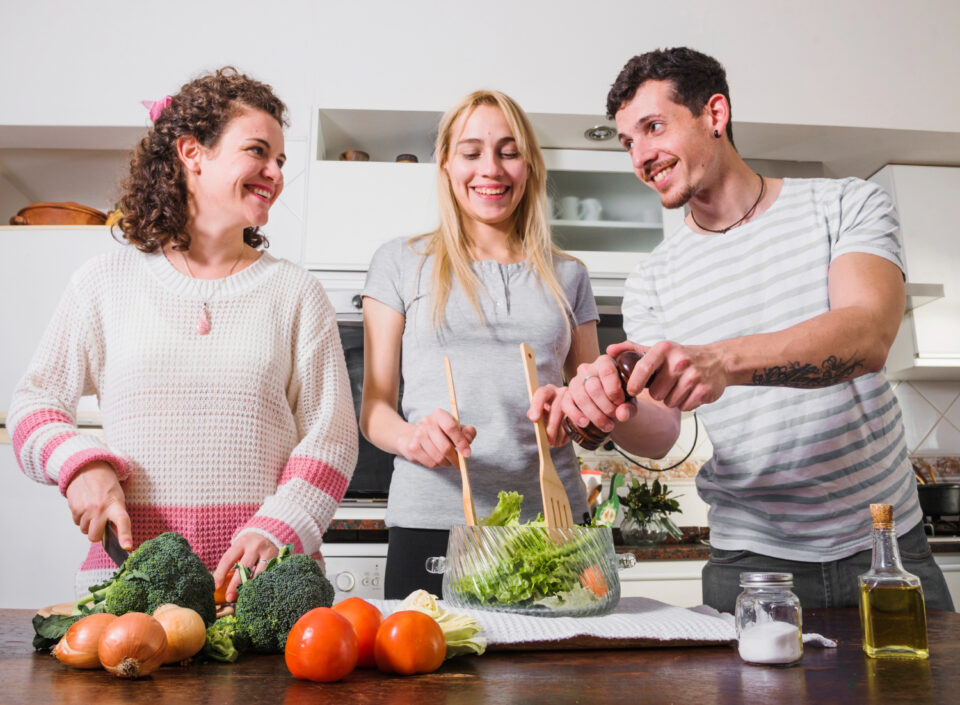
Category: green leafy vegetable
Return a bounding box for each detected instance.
[457,493,602,608]
[480,491,523,526]
[201,615,241,663]
[398,589,486,658]
[73,532,216,626]
[233,544,335,653]
[31,613,81,652]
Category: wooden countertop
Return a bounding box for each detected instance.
[3,608,958,704]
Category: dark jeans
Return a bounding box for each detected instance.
[702,521,955,613]
[384,527,450,600]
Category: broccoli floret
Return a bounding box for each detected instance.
[233,545,335,653]
[74,532,216,626]
[202,615,242,663]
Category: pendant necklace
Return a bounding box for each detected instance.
[180,245,245,335]
[690,172,765,234]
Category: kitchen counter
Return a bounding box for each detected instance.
[2,608,958,704]
[324,521,960,560]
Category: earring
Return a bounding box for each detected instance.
[714,129,720,138]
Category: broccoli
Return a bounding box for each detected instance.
[233,544,335,653]
[74,532,216,626]
[201,615,242,663]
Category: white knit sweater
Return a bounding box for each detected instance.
[8,246,358,596]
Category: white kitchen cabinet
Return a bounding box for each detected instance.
[303,109,677,278]
[618,559,706,607]
[303,160,438,270]
[617,555,960,611]
[543,149,677,286]
[870,165,960,380]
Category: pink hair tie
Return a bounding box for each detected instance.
[141,95,172,123]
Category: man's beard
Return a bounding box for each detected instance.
[660,182,697,210]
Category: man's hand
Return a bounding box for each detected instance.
[607,340,728,411]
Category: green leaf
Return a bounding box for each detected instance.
[32,613,81,651]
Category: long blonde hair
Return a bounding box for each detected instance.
[412,89,575,330]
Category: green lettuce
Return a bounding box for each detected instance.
[458,492,599,608]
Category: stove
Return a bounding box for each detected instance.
[924,517,960,538]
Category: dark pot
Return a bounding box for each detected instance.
[917,483,960,518]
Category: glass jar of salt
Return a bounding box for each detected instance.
[735,572,803,666]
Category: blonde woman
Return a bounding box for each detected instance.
[360,90,600,596]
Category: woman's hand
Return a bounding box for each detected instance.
[398,408,477,469]
[213,533,280,603]
[65,461,132,550]
[527,383,571,446]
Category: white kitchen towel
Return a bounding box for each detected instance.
[372,596,838,648]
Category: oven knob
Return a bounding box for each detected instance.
[335,571,356,592]
[351,294,363,310]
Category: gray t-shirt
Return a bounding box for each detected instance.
[623,177,920,562]
[364,236,598,528]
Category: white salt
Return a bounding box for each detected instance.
[738,621,803,664]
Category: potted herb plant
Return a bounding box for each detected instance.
[618,477,684,545]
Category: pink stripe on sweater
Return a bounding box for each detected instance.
[41,432,78,483]
[11,409,72,459]
[278,456,350,503]
[242,516,304,554]
[57,449,131,496]
[80,504,262,571]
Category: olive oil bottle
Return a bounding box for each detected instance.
[858,503,929,659]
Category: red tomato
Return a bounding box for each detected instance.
[332,597,383,668]
[374,610,446,675]
[285,607,358,682]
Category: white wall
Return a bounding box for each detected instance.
[2,0,959,141]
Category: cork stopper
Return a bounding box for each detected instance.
[870,503,894,529]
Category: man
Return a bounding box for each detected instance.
[549,47,952,611]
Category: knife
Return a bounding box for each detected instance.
[102,521,130,567]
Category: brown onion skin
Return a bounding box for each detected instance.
[53,613,118,669]
[98,612,168,678]
[153,603,206,664]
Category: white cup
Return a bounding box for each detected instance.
[546,196,557,219]
[559,196,580,221]
[578,198,603,221]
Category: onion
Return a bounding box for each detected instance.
[98,612,168,678]
[152,603,207,664]
[53,613,118,669]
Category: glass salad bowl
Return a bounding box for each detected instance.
[426,525,636,617]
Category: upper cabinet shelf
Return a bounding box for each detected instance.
[313,108,960,178]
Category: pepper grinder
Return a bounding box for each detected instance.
[562,351,644,450]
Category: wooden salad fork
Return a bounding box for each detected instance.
[444,356,478,526]
[519,343,574,529]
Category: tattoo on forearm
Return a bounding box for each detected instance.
[751,355,866,388]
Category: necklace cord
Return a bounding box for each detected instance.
[690,173,765,234]
[180,244,245,280]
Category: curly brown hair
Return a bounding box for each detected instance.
[606,47,734,147]
[116,67,288,252]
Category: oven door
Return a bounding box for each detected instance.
[322,283,398,503]
[338,321,396,502]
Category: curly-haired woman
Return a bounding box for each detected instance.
[8,67,357,601]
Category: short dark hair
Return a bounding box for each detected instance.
[606,47,734,146]
[117,67,288,252]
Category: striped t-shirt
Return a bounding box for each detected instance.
[623,177,922,562]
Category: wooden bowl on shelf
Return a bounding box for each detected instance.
[10,202,108,226]
[338,150,370,162]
